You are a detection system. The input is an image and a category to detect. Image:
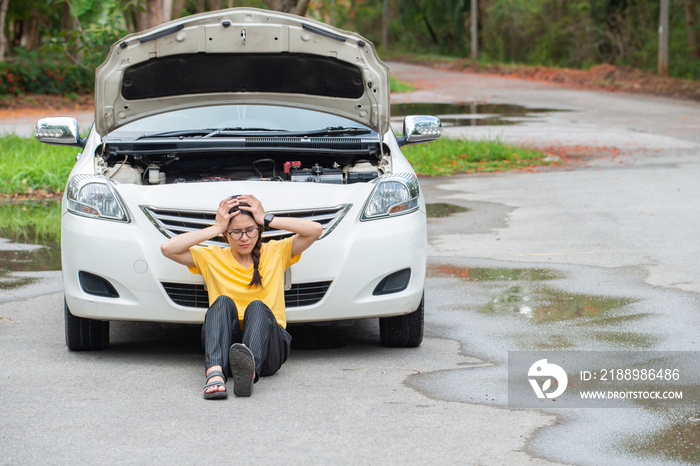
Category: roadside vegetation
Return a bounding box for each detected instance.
[402,136,550,175]
[389,76,416,93]
[0,135,77,196]
[3,0,700,96]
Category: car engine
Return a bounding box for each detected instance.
[100,153,381,186]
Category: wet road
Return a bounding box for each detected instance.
[393,62,700,464]
[2,63,699,464]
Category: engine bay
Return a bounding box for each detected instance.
[98,149,384,186]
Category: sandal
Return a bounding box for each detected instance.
[229,343,255,397]
[203,369,228,400]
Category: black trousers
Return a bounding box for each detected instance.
[202,296,291,380]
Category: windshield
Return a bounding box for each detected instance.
[109,105,372,138]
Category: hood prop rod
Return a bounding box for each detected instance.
[368,82,385,162]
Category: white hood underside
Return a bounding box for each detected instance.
[94,8,391,137]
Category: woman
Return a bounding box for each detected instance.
[161,194,323,399]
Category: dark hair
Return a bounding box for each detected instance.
[228,196,263,288]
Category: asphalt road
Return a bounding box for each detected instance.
[1,62,699,465]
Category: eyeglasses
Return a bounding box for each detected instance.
[226,226,260,241]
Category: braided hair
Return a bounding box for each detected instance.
[228,197,264,288]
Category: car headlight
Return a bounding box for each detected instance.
[361,173,421,221]
[65,175,130,222]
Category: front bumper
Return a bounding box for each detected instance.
[62,184,426,324]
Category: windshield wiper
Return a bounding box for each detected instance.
[134,126,370,140]
[135,127,283,139]
[203,128,284,137]
[304,126,371,136]
[135,129,216,139]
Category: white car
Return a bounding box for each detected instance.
[35,8,441,351]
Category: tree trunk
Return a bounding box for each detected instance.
[71,13,84,60]
[211,0,222,10]
[197,0,206,13]
[163,0,173,22]
[659,0,669,75]
[147,0,164,28]
[10,18,20,49]
[684,0,699,59]
[471,0,478,60]
[61,1,71,31]
[263,0,310,16]
[0,0,9,62]
[135,1,149,31]
[173,0,186,19]
[26,11,40,50]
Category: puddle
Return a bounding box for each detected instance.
[391,102,563,127]
[428,264,635,322]
[426,203,470,218]
[482,285,635,322]
[622,416,700,464]
[427,264,563,281]
[0,201,62,290]
[424,259,692,464]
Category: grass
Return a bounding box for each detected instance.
[0,135,77,195]
[402,136,552,175]
[390,75,417,93]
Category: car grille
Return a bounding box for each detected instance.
[161,281,332,309]
[141,204,351,245]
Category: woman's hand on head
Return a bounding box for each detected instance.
[235,194,266,225]
[215,197,238,233]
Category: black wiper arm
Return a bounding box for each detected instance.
[304,126,371,136]
[136,129,216,139]
[203,127,284,137]
[135,126,370,140]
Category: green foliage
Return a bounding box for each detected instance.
[378,0,700,79]
[0,136,77,195]
[0,51,94,95]
[392,0,469,54]
[401,136,551,175]
[312,0,385,43]
[40,0,130,69]
[0,57,94,95]
[1,0,129,95]
[3,0,700,97]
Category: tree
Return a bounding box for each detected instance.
[659,0,669,75]
[0,0,9,61]
[684,0,699,59]
[262,0,311,16]
[132,0,174,31]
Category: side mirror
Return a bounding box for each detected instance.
[398,115,442,147]
[34,117,85,147]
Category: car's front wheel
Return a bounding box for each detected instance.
[64,299,110,351]
[379,293,424,347]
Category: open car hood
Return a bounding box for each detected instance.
[94,8,390,137]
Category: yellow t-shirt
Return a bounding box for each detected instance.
[188,236,300,328]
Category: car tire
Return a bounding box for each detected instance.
[64,299,110,351]
[379,293,424,348]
